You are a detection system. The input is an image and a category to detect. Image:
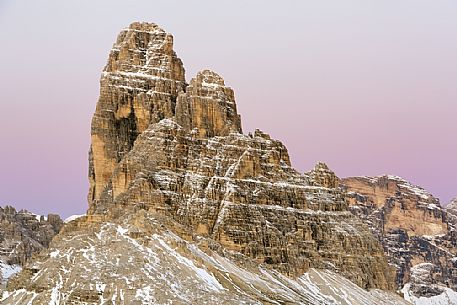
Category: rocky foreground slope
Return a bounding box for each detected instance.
[342,176,457,301]
[0,22,411,304]
[4,209,409,305]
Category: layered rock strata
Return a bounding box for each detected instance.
[342,176,457,298]
[89,22,186,204]
[86,22,395,290]
[1,22,404,304]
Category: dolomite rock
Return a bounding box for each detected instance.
[175,70,242,138]
[342,176,457,298]
[85,22,396,290]
[89,22,187,204]
[1,21,404,304]
[308,162,339,188]
[94,120,393,289]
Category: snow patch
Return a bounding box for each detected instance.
[0,262,22,281]
[402,283,457,305]
[64,214,85,223]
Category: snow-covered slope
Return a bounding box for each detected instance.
[403,284,457,305]
[63,214,85,223]
[0,262,21,284]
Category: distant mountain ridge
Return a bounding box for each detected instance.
[0,206,62,285]
[342,176,457,301]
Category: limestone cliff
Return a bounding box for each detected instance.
[86,22,395,290]
[1,22,406,304]
[89,22,186,205]
[342,176,457,299]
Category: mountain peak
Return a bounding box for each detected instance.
[308,161,339,188]
[176,69,242,138]
[126,21,160,32]
[194,69,226,86]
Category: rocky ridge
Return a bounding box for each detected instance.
[342,176,457,300]
[446,197,457,229]
[0,206,62,283]
[1,22,408,304]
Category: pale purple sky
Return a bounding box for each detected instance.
[0,0,456,218]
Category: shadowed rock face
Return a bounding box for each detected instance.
[0,22,406,304]
[342,176,457,298]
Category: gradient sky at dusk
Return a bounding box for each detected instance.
[0,0,456,218]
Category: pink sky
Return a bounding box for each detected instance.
[0,0,456,217]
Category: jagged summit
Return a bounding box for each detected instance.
[89,22,241,207]
[104,22,185,79]
[0,206,62,285]
[86,21,394,290]
[194,69,226,86]
[308,162,339,188]
[445,197,457,228]
[176,69,242,138]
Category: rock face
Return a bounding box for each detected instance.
[175,69,242,138]
[88,22,187,205]
[0,206,63,281]
[308,162,340,188]
[100,121,391,286]
[342,176,457,299]
[87,22,394,290]
[1,22,407,304]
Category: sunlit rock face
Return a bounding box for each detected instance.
[0,22,409,304]
[86,22,395,290]
[176,69,242,138]
[89,22,187,204]
[342,176,457,298]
